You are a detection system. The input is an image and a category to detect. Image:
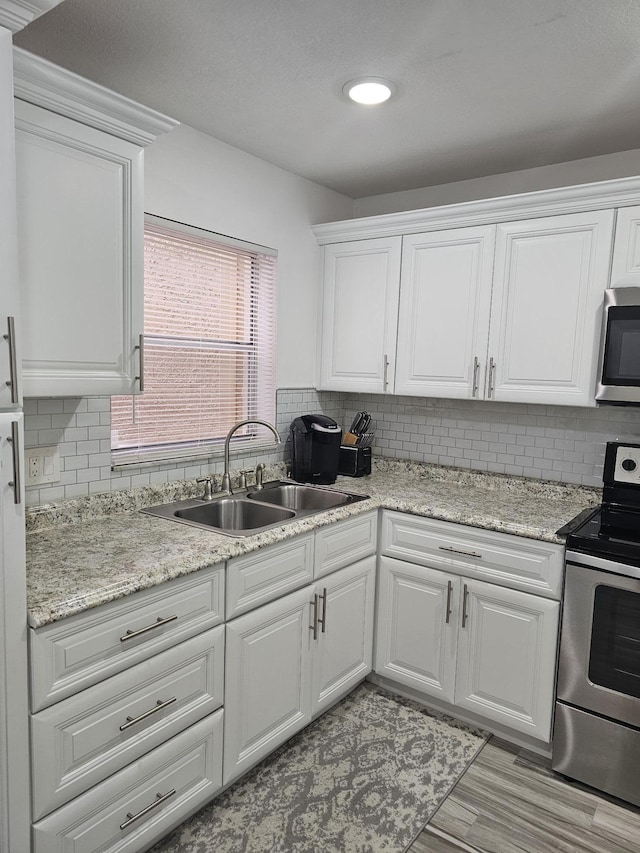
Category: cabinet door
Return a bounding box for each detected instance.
[320,237,401,392]
[310,556,375,716]
[0,30,21,409]
[14,99,143,397]
[374,556,458,704]
[0,413,29,853]
[488,210,614,406]
[454,579,559,741]
[611,205,640,286]
[395,227,495,398]
[223,585,313,784]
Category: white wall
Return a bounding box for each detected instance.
[144,124,354,388]
[354,149,640,217]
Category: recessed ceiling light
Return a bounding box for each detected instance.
[343,77,397,105]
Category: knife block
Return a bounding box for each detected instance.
[338,445,371,477]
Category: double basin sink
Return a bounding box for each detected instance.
[141,480,369,537]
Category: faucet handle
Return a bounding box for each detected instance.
[239,469,253,489]
[196,476,214,500]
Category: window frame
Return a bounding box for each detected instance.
[111,214,277,469]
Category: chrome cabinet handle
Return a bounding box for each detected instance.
[120,614,178,642]
[120,789,176,831]
[7,420,21,505]
[487,356,496,398]
[471,356,480,398]
[445,580,453,624]
[318,588,327,634]
[3,316,19,404]
[383,354,389,390]
[461,583,469,628]
[310,594,319,641]
[438,545,483,559]
[135,334,144,392]
[119,696,177,732]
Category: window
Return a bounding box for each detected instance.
[111,215,277,465]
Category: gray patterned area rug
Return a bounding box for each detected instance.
[150,683,489,853]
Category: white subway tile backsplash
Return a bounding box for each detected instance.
[23,388,640,506]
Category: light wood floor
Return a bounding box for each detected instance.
[408,738,640,853]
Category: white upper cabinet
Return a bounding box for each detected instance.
[395,226,495,399]
[316,188,620,406]
[13,48,178,398]
[488,210,614,406]
[320,237,401,392]
[611,205,640,286]
[0,29,21,409]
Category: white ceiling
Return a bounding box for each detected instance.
[13,0,640,199]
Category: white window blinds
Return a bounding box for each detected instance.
[111,215,277,464]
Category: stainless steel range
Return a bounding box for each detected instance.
[553,441,640,807]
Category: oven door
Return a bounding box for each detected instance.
[557,553,640,729]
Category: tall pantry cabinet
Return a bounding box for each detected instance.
[0,22,28,853]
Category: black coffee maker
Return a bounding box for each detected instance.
[290,415,342,484]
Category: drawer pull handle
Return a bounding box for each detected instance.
[461,583,469,628]
[438,545,483,559]
[4,316,19,404]
[7,420,21,505]
[471,356,480,398]
[487,356,496,398]
[135,334,144,392]
[120,614,178,642]
[119,696,177,731]
[120,788,176,830]
[445,580,453,624]
[310,594,319,641]
[318,587,327,634]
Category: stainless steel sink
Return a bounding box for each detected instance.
[175,498,295,530]
[141,480,368,536]
[247,482,358,511]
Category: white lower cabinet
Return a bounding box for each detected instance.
[224,555,376,784]
[310,556,376,716]
[32,710,223,853]
[375,512,563,743]
[223,584,313,784]
[375,556,559,741]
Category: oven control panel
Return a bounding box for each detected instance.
[612,444,640,485]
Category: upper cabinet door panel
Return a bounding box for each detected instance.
[320,237,401,392]
[488,210,614,406]
[395,226,496,398]
[0,31,21,409]
[611,205,640,286]
[15,99,143,397]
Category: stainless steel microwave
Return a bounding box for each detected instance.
[596,287,640,405]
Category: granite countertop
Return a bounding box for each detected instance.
[25,460,601,629]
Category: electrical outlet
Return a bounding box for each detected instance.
[25,446,60,486]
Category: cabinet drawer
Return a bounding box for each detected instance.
[31,625,224,819]
[30,565,225,711]
[314,511,377,579]
[381,511,563,599]
[32,710,223,853]
[226,533,314,618]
